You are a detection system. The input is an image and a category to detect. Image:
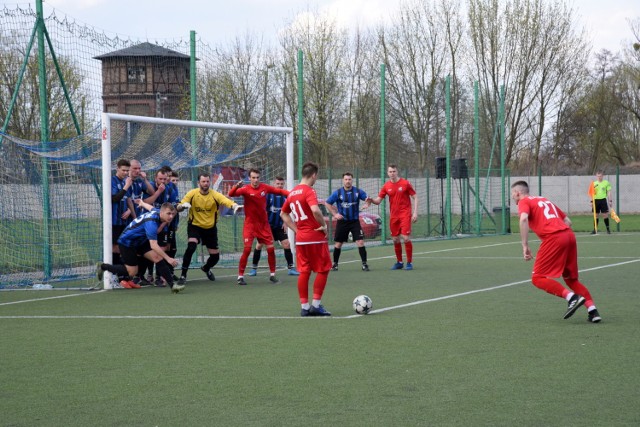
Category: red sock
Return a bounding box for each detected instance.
[531,274,568,298]
[312,271,329,300]
[394,242,403,262]
[298,272,311,303]
[238,246,251,276]
[405,241,413,263]
[564,278,593,303]
[266,246,276,273]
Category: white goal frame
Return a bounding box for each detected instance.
[100,113,294,289]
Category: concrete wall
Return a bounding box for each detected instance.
[1,174,637,220]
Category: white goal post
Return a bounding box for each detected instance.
[100,113,294,289]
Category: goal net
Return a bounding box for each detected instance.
[0,114,293,290]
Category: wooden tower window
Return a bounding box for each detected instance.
[127,66,146,84]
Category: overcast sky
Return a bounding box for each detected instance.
[8,0,639,54]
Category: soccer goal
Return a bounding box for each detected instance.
[0,114,293,290]
[100,113,294,289]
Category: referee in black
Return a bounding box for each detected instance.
[325,172,370,271]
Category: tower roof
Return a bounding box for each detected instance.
[94,42,190,60]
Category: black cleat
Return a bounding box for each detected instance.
[96,262,105,282]
[237,277,247,286]
[269,275,280,284]
[137,277,152,287]
[588,309,602,323]
[563,294,586,319]
[201,266,215,281]
[362,263,370,271]
[177,276,187,285]
[300,308,310,317]
[331,263,339,271]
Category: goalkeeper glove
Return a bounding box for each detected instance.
[232,203,243,214]
[179,202,191,210]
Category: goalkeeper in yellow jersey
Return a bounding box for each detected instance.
[176,174,243,284]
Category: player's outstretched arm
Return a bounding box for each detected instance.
[135,198,154,212]
[228,181,244,197]
[367,196,383,205]
[232,203,243,214]
[176,202,191,212]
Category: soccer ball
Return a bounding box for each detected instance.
[352,295,372,315]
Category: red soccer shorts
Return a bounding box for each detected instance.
[243,222,274,247]
[295,243,332,274]
[532,229,579,280]
[389,215,412,237]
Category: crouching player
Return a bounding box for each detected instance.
[97,201,185,293]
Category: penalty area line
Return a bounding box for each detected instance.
[346,258,640,318]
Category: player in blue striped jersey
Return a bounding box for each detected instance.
[324,172,370,271]
[97,201,184,293]
[128,159,155,219]
[249,176,299,276]
[140,168,172,284]
[165,170,181,279]
[111,159,133,267]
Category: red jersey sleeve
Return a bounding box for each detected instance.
[378,183,389,199]
[228,185,244,197]
[263,184,289,197]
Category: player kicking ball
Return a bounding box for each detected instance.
[511,181,602,322]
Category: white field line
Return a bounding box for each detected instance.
[0,289,107,306]
[348,258,640,318]
[1,246,638,320]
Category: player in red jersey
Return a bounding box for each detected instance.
[511,181,602,322]
[229,169,289,285]
[368,164,418,270]
[280,162,332,317]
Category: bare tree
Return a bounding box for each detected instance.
[378,0,449,173]
[467,0,588,174]
[333,27,382,172]
[278,13,349,169]
[197,34,271,125]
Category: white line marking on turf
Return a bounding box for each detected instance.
[346,258,640,318]
[0,315,312,319]
[2,257,637,320]
[0,290,106,306]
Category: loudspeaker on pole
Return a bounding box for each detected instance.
[452,158,468,179]
[435,157,446,179]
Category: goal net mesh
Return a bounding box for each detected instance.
[0,116,289,289]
